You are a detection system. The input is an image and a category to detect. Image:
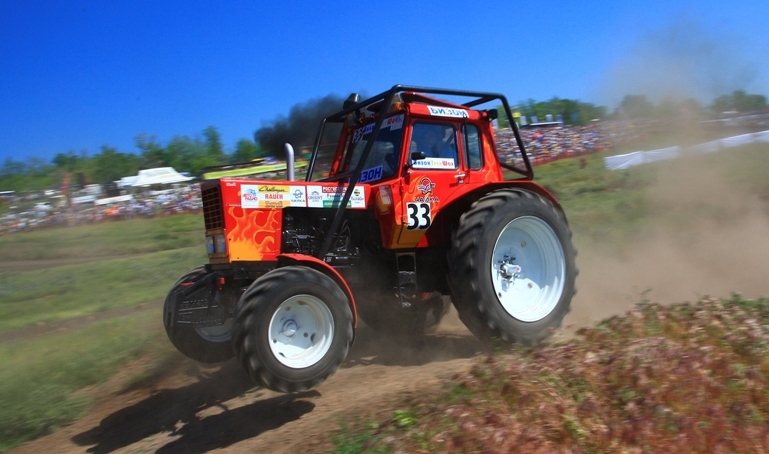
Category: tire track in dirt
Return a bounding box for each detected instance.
[9,311,486,453]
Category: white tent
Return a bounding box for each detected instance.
[131,167,193,187]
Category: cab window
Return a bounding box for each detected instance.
[340,114,404,183]
[409,122,458,170]
[463,124,483,170]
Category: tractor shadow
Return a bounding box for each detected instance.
[71,361,318,453]
[71,312,485,453]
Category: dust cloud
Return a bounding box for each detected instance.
[564,151,769,331]
[567,13,768,331]
[596,15,760,109]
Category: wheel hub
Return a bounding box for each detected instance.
[490,216,566,322]
[498,255,521,280]
[282,320,298,337]
[268,295,335,369]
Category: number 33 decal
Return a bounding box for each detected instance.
[406,203,431,230]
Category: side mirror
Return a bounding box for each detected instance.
[487,109,498,120]
[411,151,426,161]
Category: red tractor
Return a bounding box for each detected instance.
[164,85,577,392]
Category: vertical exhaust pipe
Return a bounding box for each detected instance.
[284,143,295,181]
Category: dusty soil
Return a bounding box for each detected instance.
[9,310,487,454]
[9,152,769,453]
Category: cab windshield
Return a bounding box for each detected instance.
[340,114,405,183]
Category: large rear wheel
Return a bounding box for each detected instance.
[449,189,577,345]
[232,266,353,392]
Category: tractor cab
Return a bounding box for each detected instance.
[306,88,528,250]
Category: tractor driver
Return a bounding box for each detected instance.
[413,124,457,160]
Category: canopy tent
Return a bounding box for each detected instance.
[131,167,193,187]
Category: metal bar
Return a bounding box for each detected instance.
[316,86,398,259]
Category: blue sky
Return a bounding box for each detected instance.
[1,1,767,163]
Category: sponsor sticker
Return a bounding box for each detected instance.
[428,106,469,118]
[417,177,435,195]
[411,157,456,169]
[352,123,375,143]
[307,185,367,208]
[414,177,439,203]
[383,114,404,130]
[352,114,405,143]
[241,184,307,208]
[358,165,383,183]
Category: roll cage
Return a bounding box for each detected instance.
[304,84,534,259]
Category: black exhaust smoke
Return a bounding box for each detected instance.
[255,94,345,160]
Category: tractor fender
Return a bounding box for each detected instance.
[442,180,567,224]
[277,253,358,328]
[477,181,564,213]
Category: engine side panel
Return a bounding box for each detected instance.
[208,178,369,263]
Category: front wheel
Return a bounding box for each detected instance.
[232,266,353,392]
[449,189,577,346]
[163,266,235,363]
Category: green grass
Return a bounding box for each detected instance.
[0,247,206,332]
[0,214,207,333]
[534,152,654,244]
[0,309,175,451]
[0,214,204,261]
[0,214,205,451]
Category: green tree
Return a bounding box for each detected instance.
[620,95,654,118]
[231,138,264,163]
[88,146,140,184]
[1,158,27,178]
[203,126,226,164]
[514,98,607,126]
[711,94,732,114]
[135,133,168,169]
[166,135,215,177]
[709,90,767,114]
[52,151,81,172]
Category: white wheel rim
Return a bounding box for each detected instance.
[195,319,232,342]
[490,216,565,322]
[268,294,334,369]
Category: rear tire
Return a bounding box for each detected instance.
[163,266,234,363]
[449,189,577,345]
[232,266,353,392]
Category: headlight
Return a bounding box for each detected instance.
[215,233,227,253]
[206,236,215,254]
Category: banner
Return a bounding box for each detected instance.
[605,130,769,170]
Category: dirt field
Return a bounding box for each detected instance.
[9,153,769,453]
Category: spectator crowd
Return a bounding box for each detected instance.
[2,122,638,236]
[1,185,201,235]
[494,121,637,166]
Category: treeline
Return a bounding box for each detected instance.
[0,126,267,193]
[505,90,768,127]
[615,90,768,119]
[0,95,347,193]
[1,90,766,193]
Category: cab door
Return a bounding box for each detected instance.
[393,120,467,248]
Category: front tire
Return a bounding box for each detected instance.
[449,189,577,345]
[163,266,234,363]
[232,266,353,392]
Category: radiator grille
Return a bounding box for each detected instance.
[202,185,224,230]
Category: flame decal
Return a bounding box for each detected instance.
[227,207,281,260]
